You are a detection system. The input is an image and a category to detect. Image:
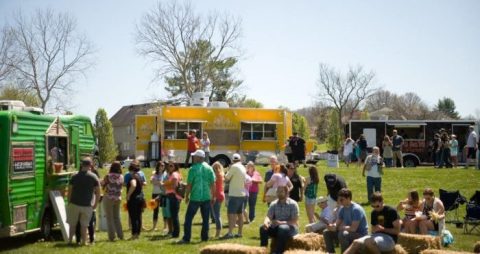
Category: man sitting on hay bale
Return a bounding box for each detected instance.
[260,186,299,254]
[344,192,401,254]
[323,188,368,253]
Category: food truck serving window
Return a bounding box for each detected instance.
[11,143,35,176]
[241,122,279,141]
[387,123,426,140]
[164,120,204,139]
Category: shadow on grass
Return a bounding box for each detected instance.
[0,230,63,252]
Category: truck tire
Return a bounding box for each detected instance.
[212,155,231,167]
[403,156,419,168]
[41,208,54,240]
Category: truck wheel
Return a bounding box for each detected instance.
[404,156,418,168]
[213,155,231,167]
[41,209,54,240]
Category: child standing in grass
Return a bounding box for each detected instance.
[304,166,319,223]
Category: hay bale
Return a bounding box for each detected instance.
[200,243,268,254]
[390,244,408,254]
[420,250,472,254]
[270,233,326,253]
[398,233,441,254]
[284,250,327,254]
[474,241,480,253]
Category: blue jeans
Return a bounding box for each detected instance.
[366,176,382,202]
[384,158,393,168]
[323,229,364,253]
[183,200,211,242]
[260,224,298,253]
[167,194,180,237]
[212,200,222,230]
[248,192,258,222]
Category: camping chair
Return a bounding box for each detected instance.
[439,189,467,226]
[464,190,480,234]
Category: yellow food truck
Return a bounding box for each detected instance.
[135,103,295,166]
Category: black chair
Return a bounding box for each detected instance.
[464,190,480,234]
[439,189,467,226]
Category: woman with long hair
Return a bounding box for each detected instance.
[397,189,421,233]
[382,135,393,168]
[211,162,225,238]
[304,166,319,223]
[150,161,166,231]
[126,163,145,239]
[163,162,182,238]
[101,161,124,241]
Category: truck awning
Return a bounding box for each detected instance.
[387,122,427,128]
[164,119,208,123]
[241,121,283,125]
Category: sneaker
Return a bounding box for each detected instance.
[176,239,190,244]
[220,233,234,239]
[234,234,242,238]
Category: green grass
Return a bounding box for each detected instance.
[1,162,479,253]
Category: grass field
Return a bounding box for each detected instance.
[1,161,479,253]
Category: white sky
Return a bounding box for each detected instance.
[1,0,479,119]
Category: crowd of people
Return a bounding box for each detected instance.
[63,127,476,253]
[65,153,451,254]
[342,126,479,169]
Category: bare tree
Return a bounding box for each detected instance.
[316,63,377,127]
[0,27,16,82]
[6,9,94,112]
[135,1,242,103]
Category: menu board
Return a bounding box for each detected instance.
[12,145,35,174]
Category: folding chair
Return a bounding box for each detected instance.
[464,190,480,234]
[439,189,467,226]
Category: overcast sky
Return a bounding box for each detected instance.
[1,0,479,119]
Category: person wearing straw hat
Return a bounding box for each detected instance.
[305,196,336,233]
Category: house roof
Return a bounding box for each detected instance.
[110,102,159,126]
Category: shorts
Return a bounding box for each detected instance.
[392,150,403,160]
[305,221,327,233]
[356,233,395,252]
[67,203,93,227]
[343,153,352,163]
[467,148,477,159]
[305,197,317,205]
[227,196,245,214]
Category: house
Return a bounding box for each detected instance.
[110,102,159,159]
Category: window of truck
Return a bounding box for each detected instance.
[387,123,426,140]
[164,121,203,139]
[241,123,277,140]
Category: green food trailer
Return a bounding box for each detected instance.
[0,101,96,239]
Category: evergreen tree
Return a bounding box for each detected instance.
[435,97,460,119]
[95,108,117,166]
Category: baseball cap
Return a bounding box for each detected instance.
[232,153,241,161]
[191,150,205,158]
[317,196,328,204]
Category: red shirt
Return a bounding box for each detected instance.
[187,134,200,152]
[215,175,225,202]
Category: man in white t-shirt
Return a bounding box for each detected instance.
[465,125,478,169]
[222,153,247,239]
[305,196,336,233]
